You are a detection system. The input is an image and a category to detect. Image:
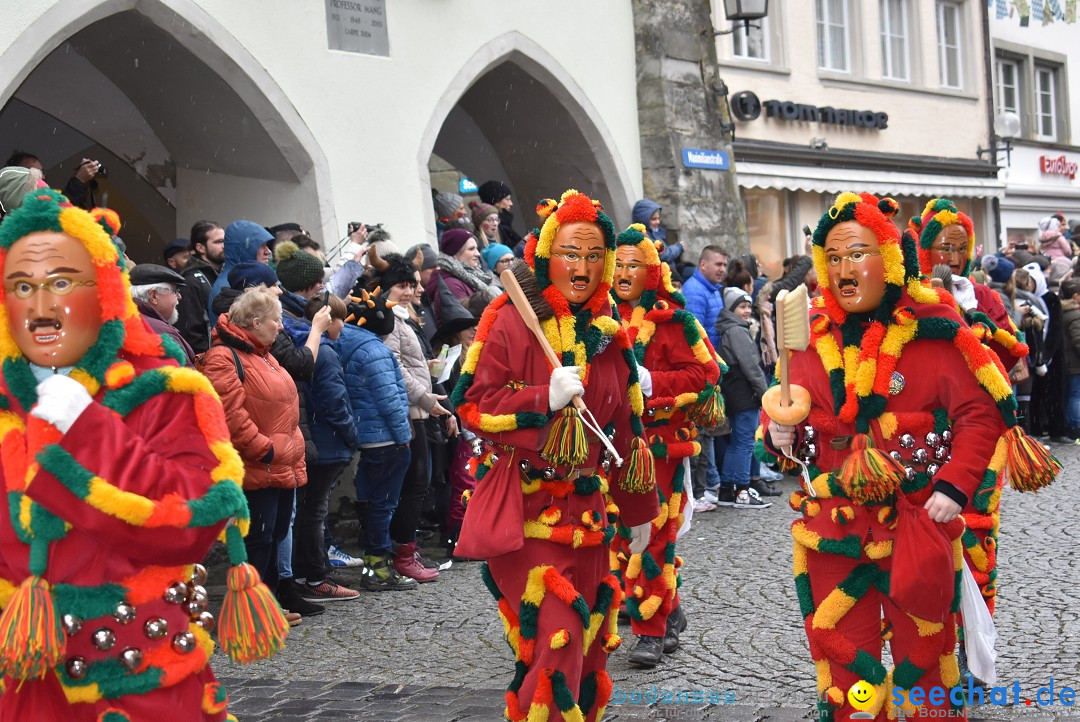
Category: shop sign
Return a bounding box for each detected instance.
[325,0,388,56]
[459,177,478,194]
[1040,155,1078,180]
[730,90,888,130]
[681,148,730,170]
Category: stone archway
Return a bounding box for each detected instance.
[418,31,636,244]
[0,0,335,260]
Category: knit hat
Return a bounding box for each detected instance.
[439,228,474,257]
[433,191,463,221]
[470,200,498,230]
[480,242,513,271]
[1047,256,1072,288]
[910,198,976,277]
[406,243,437,271]
[274,240,324,292]
[478,180,512,205]
[0,166,44,215]
[724,286,752,311]
[366,246,418,291]
[981,254,1015,284]
[229,261,279,290]
[614,223,683,310]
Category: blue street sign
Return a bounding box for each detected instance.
[681,148,730,170]
[459,177,478,194]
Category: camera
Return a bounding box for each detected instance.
[79,159,107,178]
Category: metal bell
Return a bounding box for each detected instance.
[941,429,954,443]
[647,408,656,416]
[164,582,188,604]
[114,602,137,625]
[190,563,208,587]
[601,458,612,472]
[912,448,929,464]
[898,434,915,449]
[189,584,207,601]
[519,460,532,473]
[120,647,144,670]
[144,617,169,640]
[195,612,216,632]
[934,445,949,461]
[183,599,206,616]
[904,466,916,481]
[66,657,88,680]
[542,467,556,480]
[490,453,499,463]
[925,432,941,448]
[803,426,817,442]
[172,631,197,654]
[926,463,940,477]
[92,628,116,652]
[889,450,902,463]
[62,614,82,636]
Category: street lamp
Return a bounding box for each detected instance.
[977,111,1021,165]
[714,0,769,35]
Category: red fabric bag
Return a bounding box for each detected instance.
[454,451,525,560]
[890,496,956,622]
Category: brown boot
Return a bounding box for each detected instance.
[392,542,439,583]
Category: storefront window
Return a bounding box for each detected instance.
[742,188,789,279]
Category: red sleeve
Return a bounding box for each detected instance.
[202,347,273,461]
[25,394,226,565]
[647,324,715,399]
[975,283,1024,367]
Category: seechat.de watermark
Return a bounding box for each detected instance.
[610,684,736,705]
[843,677,1080,719]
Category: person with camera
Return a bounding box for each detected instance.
[63,158,104,210]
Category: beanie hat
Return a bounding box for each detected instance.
[229,261,278,290]
[981,255,1015,284]
[470,200,498,230]
[366,247,418,291]
[440,228,474,257]
[433,191,463,221]
[406,243,437,271]
[274,240,325,292]
[478,180,512,205]
[911,198,976,277]
[480,243,513,271]
[0,166,44,215]
[1048,256,1072,288]
[724,286,752,311]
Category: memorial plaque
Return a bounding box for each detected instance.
[326,0,389,56]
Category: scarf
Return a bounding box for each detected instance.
[437,253,499,301]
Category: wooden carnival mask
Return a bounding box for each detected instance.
[549,221,606,305]
[613,244,649,304]
[824,221,887,314]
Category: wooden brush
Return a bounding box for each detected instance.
[500,263,585,413]
[762,284,811,427]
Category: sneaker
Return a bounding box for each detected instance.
[327,545,364,568]
[692,498,717,513]
[276,579,327,616]
[701,488,720,505]
[715,486,737,507]
[733,487,772,509]
[757,466,785,482]
[362,554,418,591]
[393,542,439,582]
[302,580,360,602]
[750,478,781,497]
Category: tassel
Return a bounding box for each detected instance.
[836,433,905,503]
[542,407,589,467]
[0,576,66,681]
[1004,426,1061,492]
[217,562,289,663]
[687,384,724,428]
[621,437,656,494]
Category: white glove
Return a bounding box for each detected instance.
[951,276,977,313]
[548,366,584,411]
[1035,364,1048,377]
[628,522,652,555]
[30,374,93,434]
[637,366,653,397]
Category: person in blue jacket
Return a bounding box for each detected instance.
[334,289,417,591]
[208,220,274,315]
[285,293,363,603]
[680,245,729,348]
[631,198,684,265]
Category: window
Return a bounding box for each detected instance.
[817,0,850,72]
[880,0,909,80]
[733,17,769,61]
[936,1,963,88]
[995,58,1019,117]
[743,189,789,280]
[1034,65,1057,141]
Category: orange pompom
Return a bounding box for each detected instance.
[89,208,122,236]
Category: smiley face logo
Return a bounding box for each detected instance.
[847,680,876,711]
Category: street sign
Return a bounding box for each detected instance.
[681,148,730,170]
[459,177,478,194]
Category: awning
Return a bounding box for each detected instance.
[735,161,1006,199]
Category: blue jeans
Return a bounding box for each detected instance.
[1067,374,1080,430]
[720,408,759,488]
[276,491,297,579]
[243,487,294,593]
[355,444,411,557]
[702,436,722,491]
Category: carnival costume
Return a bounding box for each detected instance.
[756,192,1057,722]
[452,190,658,722]
[0,191,285,721]
[609,224,723,659]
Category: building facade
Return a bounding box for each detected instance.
[989,5,1079,245]
[715,0,1002,279]
[0,0,648,261]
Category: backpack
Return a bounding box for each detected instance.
[196,344,245,382]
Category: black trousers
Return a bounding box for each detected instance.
[390,419,429,545]
[243,487,295,593]
[294,461,347,583]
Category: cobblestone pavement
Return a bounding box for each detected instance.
[214,442,1080,721]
